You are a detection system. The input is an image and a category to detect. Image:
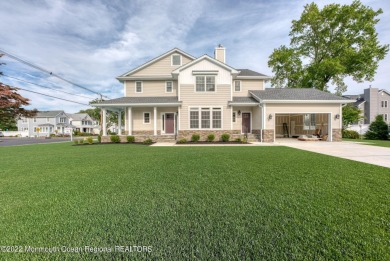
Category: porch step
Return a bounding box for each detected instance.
[245,134,261,142]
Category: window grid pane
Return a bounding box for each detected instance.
[136,82,142,92]
[212,111,222,128]
[166,82,172,92]
[196,76,205,92]
[235,81,240,91]
[201,111,210,128]
[190,111,199,128]
[206,76,215,92]
[172,55,181,65]
[144,113,150,123]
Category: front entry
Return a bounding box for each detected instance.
[242,112,251,134]
[165,113,175,134]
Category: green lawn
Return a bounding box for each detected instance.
[343,138,390,148]
[0,143,389,260]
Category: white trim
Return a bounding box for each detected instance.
[187,106,223,130]
[228,102,259,106]
[153,107,157,136]
[102,109,107,136]
[165,81,173,93]
[123,82,126,96]
[172,55,239,75]
[194,75,216,93]
[135,81,143,93]
[118,75,173,81]
[128,107,132,135]
[178,107,181,130]
[236,76,272,80]
[171,54,182,66]
[234,80,241,92]
[94,103,182,107]
[232,111,237,123]
[381,100,388,108]
[339,104,342,129]
[192,70,219,75]
[241,111,252,134]
[118,111,122,135]
[143,112,151,124]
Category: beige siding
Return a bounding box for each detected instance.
[180,84,231,130]
[125,80,178,97]
[265,103,341,130]
[233,79,264,97]
[179,59,232,85]
[124,107,178,132]
[231,106,261,132]
[132,52,193,76]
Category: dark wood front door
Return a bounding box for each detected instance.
[165,113,175,134]
[242,113,251,134]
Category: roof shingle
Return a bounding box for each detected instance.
[93,96,181,105]
[250,88,350,101]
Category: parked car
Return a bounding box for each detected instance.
[0,131,4,137]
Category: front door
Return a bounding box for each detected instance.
[165,113,175,134]
[242,113,251,134]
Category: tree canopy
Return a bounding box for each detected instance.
[365,115,389,140]
[268,1,389,94]
[342,104,363,129]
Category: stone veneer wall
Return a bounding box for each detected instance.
[101,134,175,143]
[262,129,274,142]
[332,129,342,141]
[178,130,242,141]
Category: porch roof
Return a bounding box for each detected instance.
[250,88,354,103]
[92,96,182,107]
[228,97,259,106]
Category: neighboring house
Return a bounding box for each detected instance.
[344,87,390,124]
[93,46,353,142]
[17,111,74,137]
[68,113,100,134]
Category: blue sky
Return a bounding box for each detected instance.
[0,0,389,113]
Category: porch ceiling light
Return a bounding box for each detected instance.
[268,114,273,120]
[335,114,340,119]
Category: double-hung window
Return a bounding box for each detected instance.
[382,101,388,108]
[60,117,66,123]
[190,107,222,129]
[303,114,316,130]
[232,111,236,123]
[166,81,173,93]
[135,81,143,93]
[196,76,215,92]
[234,81,241,92]
[143,112,150,124]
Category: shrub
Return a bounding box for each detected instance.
[50,134,56,137]
[191,134,200,142]
[126,136,135,143]
[87,137,93,144]
[79,139,84,144]
[365,115,389,140]
[342,129,360,139]
[177,139,187,144]
[207,134,215,142]
[235,138,242,142]
[221,133,230,142]
[110,135,120,143]
[143,138,153,145]
[73,140,79,145]
[97,135,101,143]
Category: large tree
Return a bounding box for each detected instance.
[268,1,389,94]
[342,104,363,129]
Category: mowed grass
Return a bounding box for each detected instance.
[343,138,390,148]
[0,143,389,260]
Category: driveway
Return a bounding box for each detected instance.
[276,139,390,168]
[0,137,71,147]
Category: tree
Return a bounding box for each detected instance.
[80,99,124,129]
[365,115,389,140]
[268,1,389,94]
[342,104,363,129]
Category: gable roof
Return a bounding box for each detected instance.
[237,69,271,80]
[379,89,390,96]
[172,54,239,75]
[117,48,196,78]
[35,111,65,118]
[68,113,93,121]
[250,88,354,103]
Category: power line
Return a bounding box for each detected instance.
[0,48,110,98]
[2,74,95,100]
[15,86,90,106]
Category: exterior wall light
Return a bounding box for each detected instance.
[268,114,273,120]
[238,110,241,116]
[335,114,340,119]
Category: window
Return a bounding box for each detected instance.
[23,127,28,131]
[22,118,27,123]
[382,101,388,108]
[166,81,173,93]
[33,118,36,122]
[172,54,181,66]
[382,114,388,122]
[60,117,66,123]
[135,81,143,93]
[234,81,241,92]
[232,111,236,123]
[303,114,316,130]
[190,107,222,129]
[143,112,150,124]
[196,76,215,92]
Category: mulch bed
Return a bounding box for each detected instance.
[176,141,251,145]
[72,142,155,146]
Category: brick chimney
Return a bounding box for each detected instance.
[214,44,226,63]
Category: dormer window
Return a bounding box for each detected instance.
[172,54,181,66]
[196,76,215,92]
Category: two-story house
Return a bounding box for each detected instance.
[344,87,390,124]
[68,113,100,134]
[17,110,74,137]
[94,46,353,142]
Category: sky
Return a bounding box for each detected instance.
[0,0,389,113]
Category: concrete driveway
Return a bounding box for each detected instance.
[276,139,390,168]
[0,137,71,147]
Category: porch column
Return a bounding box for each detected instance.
[128,107,132,135]
[102,108,107,136]
[154,107,157,136]
[118,110,122,135]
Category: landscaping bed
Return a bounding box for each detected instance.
[176,141,250,145]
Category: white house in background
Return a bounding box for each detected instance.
[68,113,100,134]
[17,111,75,137]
